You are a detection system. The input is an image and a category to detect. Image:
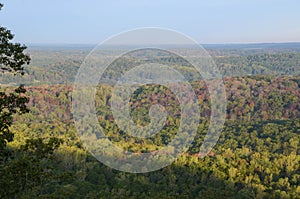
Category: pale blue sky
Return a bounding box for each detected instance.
[1,0,300,44]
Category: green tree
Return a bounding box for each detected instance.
[0,3,30,152]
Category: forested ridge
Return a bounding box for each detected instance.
[0,14,299,197]
[0,74,299,198]
[0,0,299,198]
[1,49,300,85]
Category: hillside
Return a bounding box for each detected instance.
[0,46,299,198]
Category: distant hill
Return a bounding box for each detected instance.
[1,45,300,86]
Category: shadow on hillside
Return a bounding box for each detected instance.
[1,144,256,199]
[80,154,255,199]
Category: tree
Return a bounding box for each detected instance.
[0,3,30,152]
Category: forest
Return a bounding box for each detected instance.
[0,73,299,198]
[0,3,299,196]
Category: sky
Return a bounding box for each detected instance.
[1,0,300,45]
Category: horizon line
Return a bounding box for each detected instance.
[26,41,300,46]
[26,41,300,47]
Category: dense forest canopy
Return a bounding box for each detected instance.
[0,3,299,197]
[0,51,299,198]
[1,46,300,85]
